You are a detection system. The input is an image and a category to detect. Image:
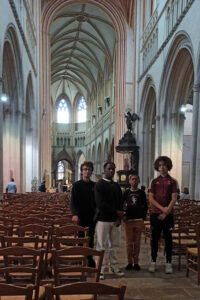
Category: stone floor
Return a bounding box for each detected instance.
[98,227,200,300]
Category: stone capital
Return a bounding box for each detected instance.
[193,84,200,93]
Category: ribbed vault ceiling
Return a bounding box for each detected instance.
[50,3,116,105]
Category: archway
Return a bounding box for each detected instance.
[160,34,194,185]
[2,27,23,192]
[140,77,156,186]
[41,0,128,182]
[25,73,35,191]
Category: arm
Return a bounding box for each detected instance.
[158,192,177,220]
[70,184,79,224]
[149,192,169,214]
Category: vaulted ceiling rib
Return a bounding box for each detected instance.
[50,3,115,104]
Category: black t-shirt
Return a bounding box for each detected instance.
[70,180,95,226]
[94,179,123,222]
[122,188,147,220]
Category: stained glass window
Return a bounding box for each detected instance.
[57,99,69,123]
[77,96,87,123]
[57,161,64,180]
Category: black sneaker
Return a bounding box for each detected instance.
[133,264,141,271]
[87,257,96,268]
[125,263,133,270]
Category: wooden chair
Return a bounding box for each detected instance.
[45,282,126,300]
[17,224,52,278]
[0,283,34,300]
[51,246,104,286]
[186,224,200,285]
[0,246,44,300]
[172,215,196,270]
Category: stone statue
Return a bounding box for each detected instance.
[124,111,140,131]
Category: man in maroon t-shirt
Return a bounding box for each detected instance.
[148,156,178,274]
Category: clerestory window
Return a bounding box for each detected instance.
[77,96,87,123]
[57,99,69,123]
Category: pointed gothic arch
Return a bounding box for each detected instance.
[41,0,128,184]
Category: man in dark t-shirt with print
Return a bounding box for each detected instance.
[148,156,178,274]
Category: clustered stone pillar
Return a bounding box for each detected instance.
[192,84,200,199]
[0,77,3,200]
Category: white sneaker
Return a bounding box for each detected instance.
[109,267,124,277]
[165,263,173,274]
[100,273,105,280]
[148,261,156,273]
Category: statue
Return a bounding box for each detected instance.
[124,111,140,132]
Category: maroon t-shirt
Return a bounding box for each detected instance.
[148,175,178,214]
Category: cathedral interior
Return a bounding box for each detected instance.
[0,1,200,298]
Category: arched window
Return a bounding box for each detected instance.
[77,96,87,123]
[57,161,64,180]
[57,99,69,123]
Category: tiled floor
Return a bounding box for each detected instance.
[98,227,200,300]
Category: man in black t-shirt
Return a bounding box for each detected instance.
[95,162,125,279]
[70,161,96,267]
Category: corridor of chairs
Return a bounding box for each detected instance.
[0,193,199,300]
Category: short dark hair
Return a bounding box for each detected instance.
[103,161,116,170]
[129,173,140,180]
[11,178,14,181]
[154,156,173,171]
[80,161,94,172]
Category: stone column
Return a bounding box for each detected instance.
[193,84,200,199]
[0,77,3,200]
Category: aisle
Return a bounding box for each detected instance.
[99,227,199,300]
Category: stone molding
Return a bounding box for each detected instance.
[9,0,37,76]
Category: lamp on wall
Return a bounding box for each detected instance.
[0,94,8,103]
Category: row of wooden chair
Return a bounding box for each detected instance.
[0,282,126,300]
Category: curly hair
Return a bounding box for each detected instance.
[154,156,173,171]
[103,161,116,170]
[80,161,94,172]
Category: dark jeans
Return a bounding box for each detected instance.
[150,213,174,263]
[78,222,95,249]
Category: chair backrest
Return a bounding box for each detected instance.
[52,235,90,249]
[51,246,104,285]
[0,283,34,300]
[53,224,89,238]
[45,282,126,300]
[0,246,44,300]
[17,224,52,250]
[0,235,39,249]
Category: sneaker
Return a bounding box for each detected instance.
[87,257,96,268]
[165,263,173,274]
[125,263,133,271]
[100,273,105,280]
[109,267,124,277]
[148,261,156,273]
[133,264,141,271]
